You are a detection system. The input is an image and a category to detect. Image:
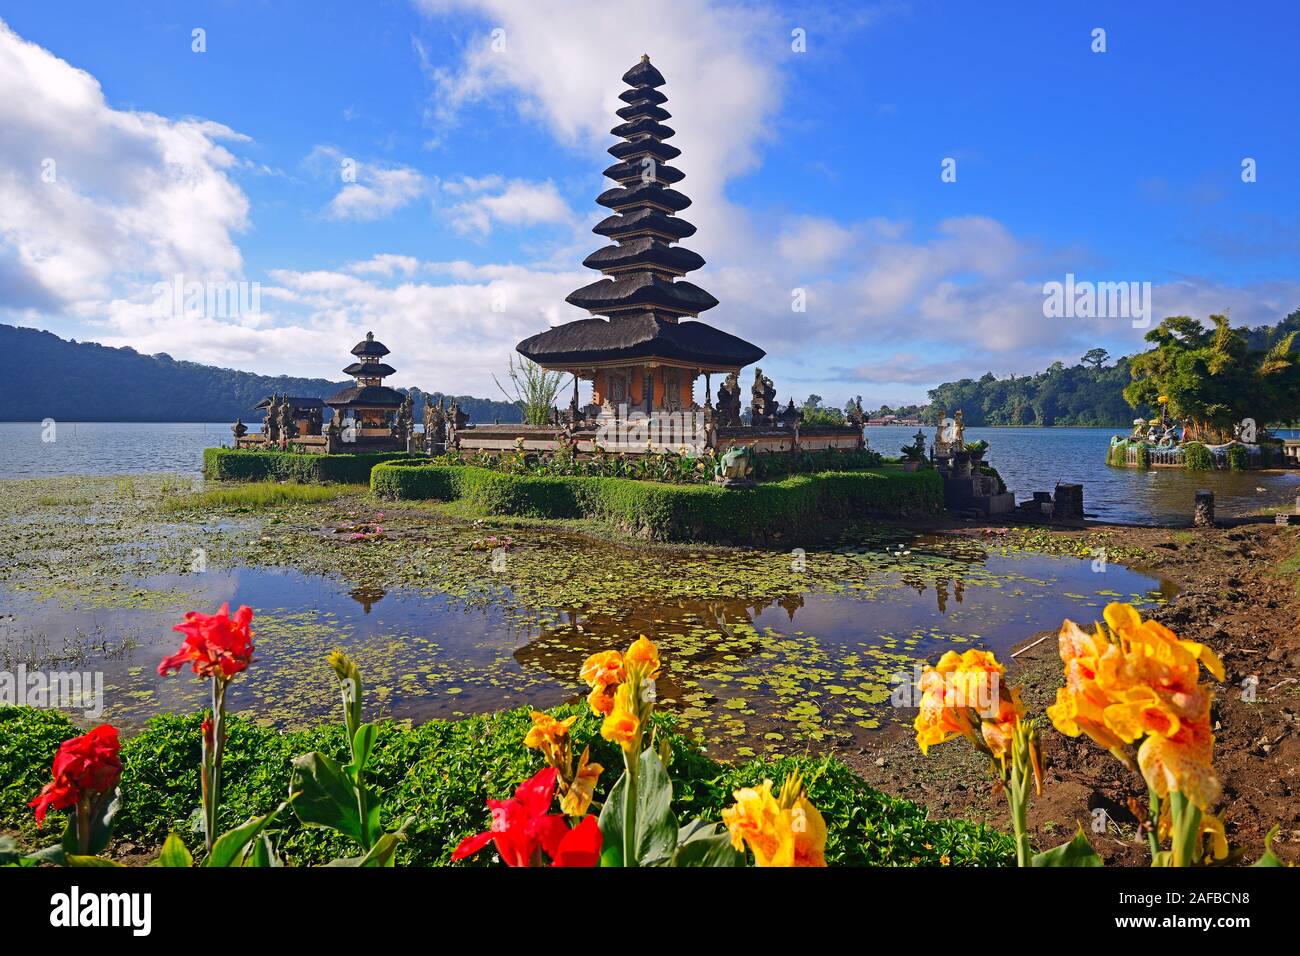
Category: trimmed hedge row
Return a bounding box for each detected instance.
[203,447,415,484]
[372,462,943,542]
[0,705,1013,867]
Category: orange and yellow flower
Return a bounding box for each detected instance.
[559,747,603,817]
[914,648,1024,759]
[523,711,577,767]
[580,649,624,716]
[600,682,640,757]
[625,635,661,680]
[721,775,827,867]
[1048,603,1224,809]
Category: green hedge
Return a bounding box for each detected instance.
[1226,443,1249,471]
[204,448,417,484]
[0,706,1012,867]
[372,463,944,542]
[1182,441,1212,471]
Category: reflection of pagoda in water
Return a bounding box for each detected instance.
[348,585,387,614]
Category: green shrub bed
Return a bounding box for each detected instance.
[1182,441,1212,471]
[372,463,943,541]
[203,448,416,484]
[0,706,1012,867]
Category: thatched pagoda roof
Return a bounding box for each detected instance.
[342,361,397,377]
[325,384,406,409]
[518,314,763,369]
[350,331,390,357]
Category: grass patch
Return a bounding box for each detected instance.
[203,448,415,484]
[0,705,1012,867]
[161,481,365,512]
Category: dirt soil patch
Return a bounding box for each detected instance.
[846,518,1300,865]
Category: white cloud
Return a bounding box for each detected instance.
[441,176,574,235]
[0,17,250,314]
[307,146,428,222]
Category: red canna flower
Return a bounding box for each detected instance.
[158,603,255,679]
[451,767,602,867]
[29,725,122,827]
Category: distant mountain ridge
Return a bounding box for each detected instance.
[1,323,523,424]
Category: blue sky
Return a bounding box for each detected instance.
[1,0,1296,406]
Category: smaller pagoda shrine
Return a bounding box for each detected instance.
[324,332,412,451]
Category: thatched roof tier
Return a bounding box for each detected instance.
[602,159,684,185]
[593,208,696,241]
[517,314,763,370]
[566,273,718,317]
[596,182,691,212]
[325,384,406,409]
[622,55,666,88]
[607,138,681,164]
[350,331,390,357]
[342,361,397,377]
[610,118,675,140]
[582,238,704,275]
[253,396,324,410]
[615,102,671,123]
[619,86,667,106]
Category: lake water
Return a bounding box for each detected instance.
[0,544,1173,749]
[1,421,1297,525]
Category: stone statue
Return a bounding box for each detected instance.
[750,368,778,425]
[231,418,247,441]
[953,409,965,448]
[714,444,754,487]
[262,397,279,445]
[423,396,448,453]
[392,393,413,443]
[716,372,742,427]
[932,407,948,457]
[277,397,297,448]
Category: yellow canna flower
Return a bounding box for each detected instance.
[600,682,640,757]
[914,648,1021,757]
[722,780,792,867]
[559,746,603,817]
[1051,603,1224,809]
[721,776,827,867]
[624,635,661,680]
[777,773,828,867]
[580,649,624,716]
[580,649,624,689]
[523,711,577,767]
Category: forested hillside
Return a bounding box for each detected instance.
[1,324,522,423]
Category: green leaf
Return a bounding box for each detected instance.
[672,819,744,867]
[350,723,379,776]
[156,833,194,868]
[0,836,21,866]
[597,749,679,867]
[203,804,283,868]
[1254,826,1287,867]
[322,816,412,867]
[244,834,283,868]
[58,788,121,858]
[289,751,365,844]
[1032,827,1104,867]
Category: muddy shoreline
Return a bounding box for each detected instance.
[846,518,1300,865]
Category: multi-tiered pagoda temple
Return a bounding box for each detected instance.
[516,55,764,417]
[325,332,411,447]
